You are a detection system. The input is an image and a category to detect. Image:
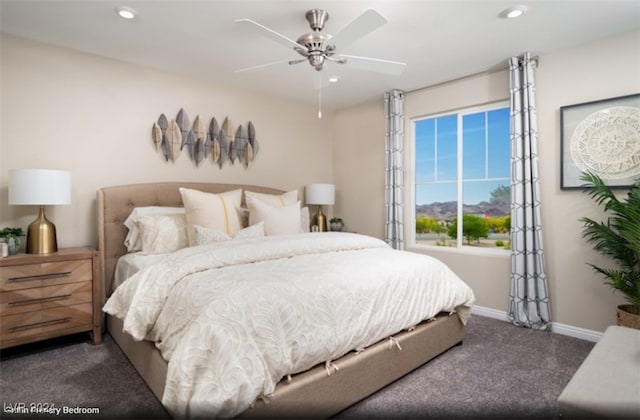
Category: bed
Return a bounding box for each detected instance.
[97,182,475,418]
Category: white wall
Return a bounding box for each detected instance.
[333,30,640,333]
[535,30,640,331]
[332,100,385,238]
[0,34,335,248]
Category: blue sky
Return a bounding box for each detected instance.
[415,107,510,205]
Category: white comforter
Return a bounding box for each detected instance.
[103,232,475,418]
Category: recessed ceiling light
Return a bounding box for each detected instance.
[499,5,528,19]
[115,6,137,20]
[328,76,340,83]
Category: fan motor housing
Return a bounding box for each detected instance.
[296,33,329,51]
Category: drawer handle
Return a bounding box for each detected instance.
[9,317,72,332]
[8,271,72,282]
[8,294,72,306]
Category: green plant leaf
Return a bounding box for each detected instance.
[580,171,640,312]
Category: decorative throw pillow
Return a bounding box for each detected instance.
[193,225,230,244]
[123,206,185,252]
[244,190,309,232]
[194,222,265,245]
[137,214,188,254]
[233,222,266,240]
[245,190,298,207]
[247,199,303,236]
[180,188,243,246]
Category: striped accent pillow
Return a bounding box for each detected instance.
[179,188,243,246]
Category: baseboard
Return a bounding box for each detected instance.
[471,305,509,322]
[471,305,602,342]
[550,322,602,342]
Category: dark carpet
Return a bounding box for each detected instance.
[0,315,594,419]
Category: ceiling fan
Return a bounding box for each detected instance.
[235,9,406,75]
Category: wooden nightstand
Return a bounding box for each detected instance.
[0,247,102,349]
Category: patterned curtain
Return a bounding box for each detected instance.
[384,90,405,250]
[507,53,551,330]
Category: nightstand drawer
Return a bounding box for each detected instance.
[0,281,92,316]
[0,303,92,342]
[0,260,92,292]
[0,247,101,349]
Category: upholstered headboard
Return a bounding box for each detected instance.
[97,182,285,303]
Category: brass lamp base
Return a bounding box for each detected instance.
[315,206,328,232]
[26,206,58,254]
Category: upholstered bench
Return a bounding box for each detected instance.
[557,325,640,418]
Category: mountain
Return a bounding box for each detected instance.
[416,199,509,221]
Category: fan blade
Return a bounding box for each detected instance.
[235,18,303,50]
[337,54,407,75]
[328,9,387,48]
[235,59,290,73]
[288,58,308,65]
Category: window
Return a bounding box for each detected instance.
[412,102,511,251]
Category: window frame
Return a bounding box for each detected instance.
[407,100,511,255]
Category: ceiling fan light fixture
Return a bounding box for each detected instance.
[500,5,528,19]
[308,54,325,70]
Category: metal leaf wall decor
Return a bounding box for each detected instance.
[222,117,236,164]
[167,121,181,162]
[151,109,259,168]
[192,115,205,166]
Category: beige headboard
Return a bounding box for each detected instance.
[97,182,285,303]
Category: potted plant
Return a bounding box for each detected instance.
[0,227,24,255]
[329,217,344,232]
[580,171,640,329]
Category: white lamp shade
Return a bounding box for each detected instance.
[305,183,335,205]
[9,169,71,205]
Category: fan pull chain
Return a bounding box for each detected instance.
[318,72,322,119]
[318,85,322,119]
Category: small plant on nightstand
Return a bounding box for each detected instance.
[0,227,24,255]
[329,217,344,232]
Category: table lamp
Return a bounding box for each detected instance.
[8,169,71,254]
[305,183,335,232]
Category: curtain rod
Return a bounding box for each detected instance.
[405,54,539,95]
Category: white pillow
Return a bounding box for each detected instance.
[237,206,311,231]
[179,188,243,246]
[248,199,303,236]
[137,214,188,254]
[245,190,298,207]
[300,206,310,233]
[123,206,185,252]
[194,222,265,245]
[245,190,307,231]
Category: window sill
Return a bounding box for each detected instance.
[407,243,511,258]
